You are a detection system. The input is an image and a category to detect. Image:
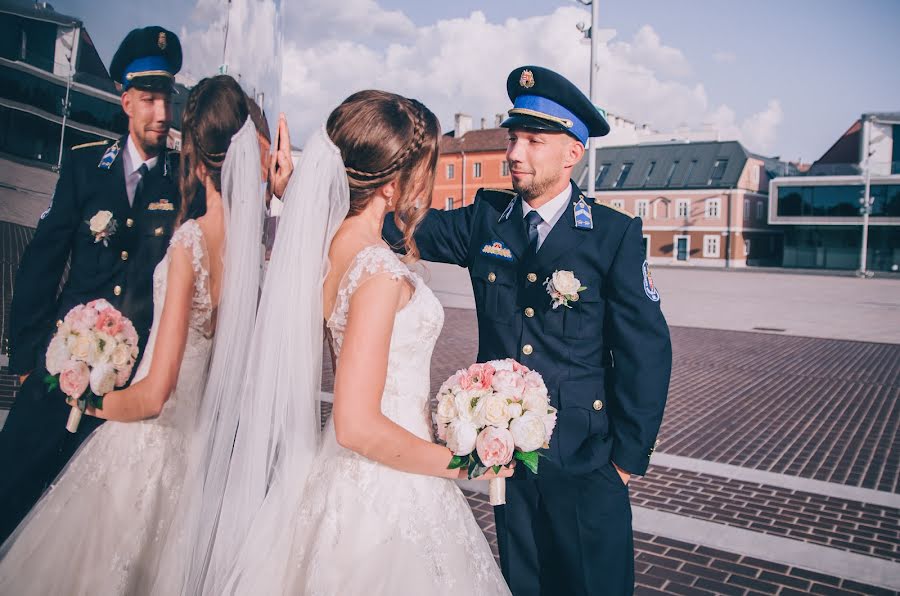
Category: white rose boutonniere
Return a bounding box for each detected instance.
[87,210,117,246]
[543,270,586,309]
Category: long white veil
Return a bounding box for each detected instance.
[150,115,264,594]
[196,125,349,594]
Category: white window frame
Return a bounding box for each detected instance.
[744,199,751,219]
[676,199,690,219]
[473,162,482,178]
[611,199,625,210]
[635,199,649,219]
[446,163,455,179]
[703,234,721,258]
[501,161,509,176]
[673,234,691,262]
[445,197,454,210]
[705,198,721,219]
[744,238,751,256]
[642,234,651,260]
[757,201,764,220]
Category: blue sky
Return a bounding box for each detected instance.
[52,0,900,162]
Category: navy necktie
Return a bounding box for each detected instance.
[525,210,543,255]
[134,163,149,206]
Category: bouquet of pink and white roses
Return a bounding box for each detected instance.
[434,359,557,505]
[44,299,139,433]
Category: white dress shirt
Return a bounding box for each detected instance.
[122,136,159,206]
[521,185,572,251]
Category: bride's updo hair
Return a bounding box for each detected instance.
[178,74,250,223]
[326,90,441,261]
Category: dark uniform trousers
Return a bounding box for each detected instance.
[384,182,672,596]
[0,138,180,541]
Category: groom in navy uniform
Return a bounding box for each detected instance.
[384,66,671,594]
[0,27,183,541]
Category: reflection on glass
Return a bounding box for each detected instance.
[220,0,283,141]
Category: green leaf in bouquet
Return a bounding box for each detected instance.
[447,455,468,470]
[77,397,87,413]
[492,465,501,474]
[515,450,540,475]
[467,458,484,479]
[44,374,59,393]
[578,286,587,292]
[94,394,104,410]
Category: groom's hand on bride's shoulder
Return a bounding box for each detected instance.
[268,113,294,200]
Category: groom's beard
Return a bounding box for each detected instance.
[511,170,564,202]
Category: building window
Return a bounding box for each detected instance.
[595,163,611,187]
[501,161,509,176]
[683,160,698,185]
[613,163,633,188]
[708,159,728,185]
[445,197,454,210]
[642,235,650,260]
[642,161,656,186]
[704,235,720,258]
[611,199,625,210]
[757,201,764,220]
[705,198,721,219]
[676,199,690,219]
[744,199,751,219]
[446,163,454,179]
[473,162,482,178]
[665,161,679,186]
[674,235,690,261]
[744,239,751,256]
[636,200,649,219]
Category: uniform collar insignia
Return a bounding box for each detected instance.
[573,195,593,230]
[98,140,121,170]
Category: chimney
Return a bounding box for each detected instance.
[495,113,504,127]
[480,117,487,130]
[454,113,472,138]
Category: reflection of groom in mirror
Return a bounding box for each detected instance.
[0,26,183,542]
[384,66,672,595]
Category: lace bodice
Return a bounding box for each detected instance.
[326,245,444,436]
[132,219,215,430]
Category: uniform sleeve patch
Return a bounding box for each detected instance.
[642,260,660,302]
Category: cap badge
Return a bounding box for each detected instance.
[519,69,535,89]
[158,32,167,50]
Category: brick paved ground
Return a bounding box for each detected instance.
[464,490,895,596]
[630,465,900,563]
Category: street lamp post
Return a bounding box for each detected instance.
[577,0,601,199]
[858,115,874,277]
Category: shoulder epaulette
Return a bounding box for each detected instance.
[596,200,634,219]
[71,140,110,150]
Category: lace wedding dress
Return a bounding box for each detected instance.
[0,220,215,595]
[227,245,510,595]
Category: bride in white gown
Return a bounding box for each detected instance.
[186,90,512,595]
[0,75,264,595]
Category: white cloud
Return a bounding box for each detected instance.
[712,51,737,64]
[180,2,783,155]
[611,25,692,78]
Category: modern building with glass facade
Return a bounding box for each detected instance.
[768,113,900,272]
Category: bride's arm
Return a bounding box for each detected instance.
[333,274,511,480]
[86,246,195,422]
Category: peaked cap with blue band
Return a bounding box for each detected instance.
[501,65,610,143]
[109,26,182,92]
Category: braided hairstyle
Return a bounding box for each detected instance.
[178,75,250,224]
[326,90,441,261]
